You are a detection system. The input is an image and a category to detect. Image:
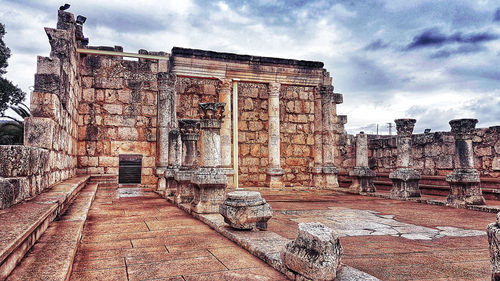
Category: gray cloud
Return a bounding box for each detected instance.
[494,8,500,22]
[363,39,389,51]
[405,28,499,50]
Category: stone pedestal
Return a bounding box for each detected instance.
[191,168,227,213]
[168,129,182,168]
[487,213,500,281]
[390,119,421,199]
[389,168,421,198]
[266,82,285,188]
[281,222,343,281]
[219,191,273,230]
[164,168,177,197]
[349,132,376,193]
[266,167,285,189]
[155,167,166,193]
[174,169,194,204]
[191,103,227,213]
[446,119,485,206]
[349,167,376,193]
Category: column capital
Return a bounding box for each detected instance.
[269,82,281,97]
[394,118,416,137]
[198,102,225,120]
[219,78,233,89]
[157,72,176,88]
[449,118,478,140]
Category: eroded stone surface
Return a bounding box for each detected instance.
[488,213,500,281]
[282,207,485,240]
[281,222,343,281]
[219,191,273,230]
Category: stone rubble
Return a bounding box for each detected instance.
[281,222,343,281]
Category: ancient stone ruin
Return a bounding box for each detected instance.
[1,7,499,281]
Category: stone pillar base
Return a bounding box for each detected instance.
[164,168,177,197]
[266,168,285,189]
[446,169,485,206]
[191,168,227,214]
[348,167,376,193]
[389,168,421,199]
[312,167,325,188]
[174,170,195,204]
[220,168,235,190]
[488,214,500,280]
[155,167,166,192]
[323,166,339,189]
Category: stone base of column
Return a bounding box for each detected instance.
[155,167,166,192]
[487,214,500,280]
[220,168,235,190]
[312,167,326,188]
[323,166,339,189]
[164,168,177,197]
[191,168,227,214]
[266,168,285,189]
[389,168,421,199]
[446,169,485,206]
[174,169,195,204]
[348,167,376,193]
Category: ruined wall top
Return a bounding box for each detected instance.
[171,47,324,68]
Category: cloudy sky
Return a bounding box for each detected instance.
[1,0,499,134]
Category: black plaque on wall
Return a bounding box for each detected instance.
[119,154,142,184]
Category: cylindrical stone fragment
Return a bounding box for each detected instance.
[449,118,477,169]
[179,120,200,168]
[355,132,369,167]
[198,103,225,168]
[394,118,416,168]
[167,129,181,168]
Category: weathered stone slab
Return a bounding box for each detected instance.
[488,213,500,281]
[219,191,273,230]
[281,222,343,281]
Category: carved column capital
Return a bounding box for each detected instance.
[394,118,416,137]
[449,118,478,140]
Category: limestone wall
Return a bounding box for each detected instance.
[237,82,269,186]
[76,51,168,186]
[279,85,315,187]
[0,11,83,208]
[341,126,500,178]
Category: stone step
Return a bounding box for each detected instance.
[6,182,97,281]
[89,174,117,184]
[0,175,89,280]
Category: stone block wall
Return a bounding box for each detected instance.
[77,51,168,186]
[237,82,269,187]
[0,11,82,208]
[279,85,315,187]
[340,126,500,178]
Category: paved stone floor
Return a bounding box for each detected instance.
[69,184,285,281]
[255,188,496,281]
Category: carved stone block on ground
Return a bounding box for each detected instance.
[219,190,272,230]
[281,222,343,281]
[487,213,500,281]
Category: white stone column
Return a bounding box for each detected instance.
[218,79,235,188]
[348,132,376,193]
[389,118,421,198]
[312,86,324,187]
[320,85,339,188]
[157,73,176,167]
[266,82,285,188]
[446,118,485,206]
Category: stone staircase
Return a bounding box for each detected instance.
[0,174,111,281]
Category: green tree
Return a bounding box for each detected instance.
[0,103,30,145]
[0,23,25,116]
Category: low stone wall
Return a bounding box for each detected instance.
[340,126,500,178]
[0,145,73,208]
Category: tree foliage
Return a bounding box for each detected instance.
[0,103,30,145]
[0,23,26,116]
